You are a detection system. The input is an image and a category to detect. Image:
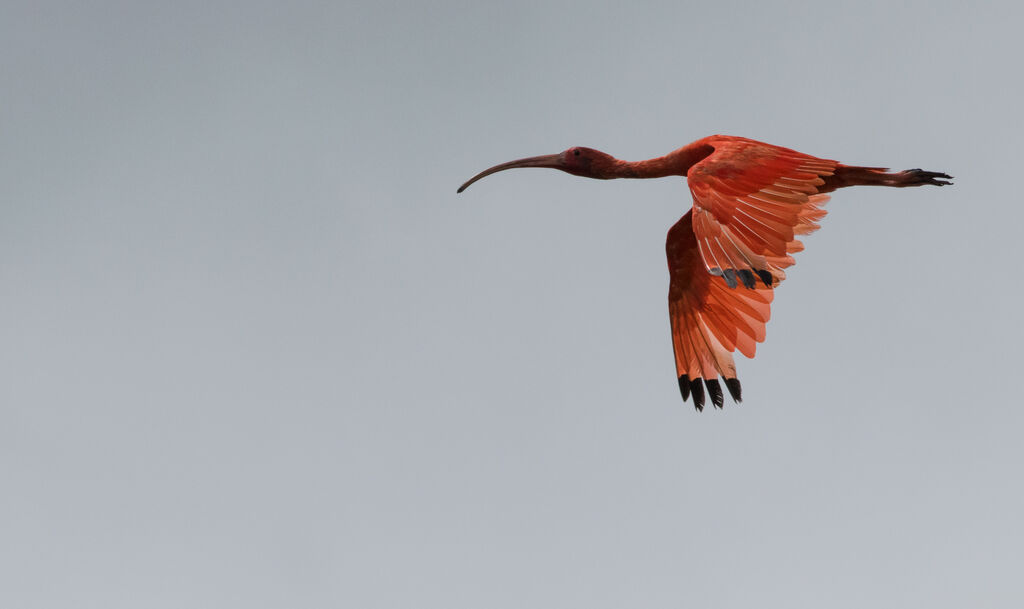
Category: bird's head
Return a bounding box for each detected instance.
[457,146,620,193]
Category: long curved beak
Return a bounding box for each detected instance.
[457,153,563,193]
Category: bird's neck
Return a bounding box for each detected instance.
[613,141,715,180]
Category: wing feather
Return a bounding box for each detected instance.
[666,137,838,409]
[667,210,774,409]
[687,136,837,283]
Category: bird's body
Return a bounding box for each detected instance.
[458,135,952,410]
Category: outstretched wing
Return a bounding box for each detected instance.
[686,136,838,287]
[667,211,774,411]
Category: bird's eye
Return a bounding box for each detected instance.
[573,149,581,156]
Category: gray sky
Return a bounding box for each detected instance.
[3,1,1022,607]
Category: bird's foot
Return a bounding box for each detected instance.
[896,168,953,187]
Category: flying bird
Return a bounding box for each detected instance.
[457,135,952,410]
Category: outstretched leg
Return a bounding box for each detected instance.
[818,165,953,193]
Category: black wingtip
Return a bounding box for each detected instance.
[689,378,705,412]
[724,377,742,403]
[681,376,739,411]
[678,375,691,401]
[705,378,724,409]
[756,270,773,287]
[721,268,738,289]
[737,269,756,289]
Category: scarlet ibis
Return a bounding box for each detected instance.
[457,135,952,410]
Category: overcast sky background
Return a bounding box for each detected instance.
[2,1,1022,607]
